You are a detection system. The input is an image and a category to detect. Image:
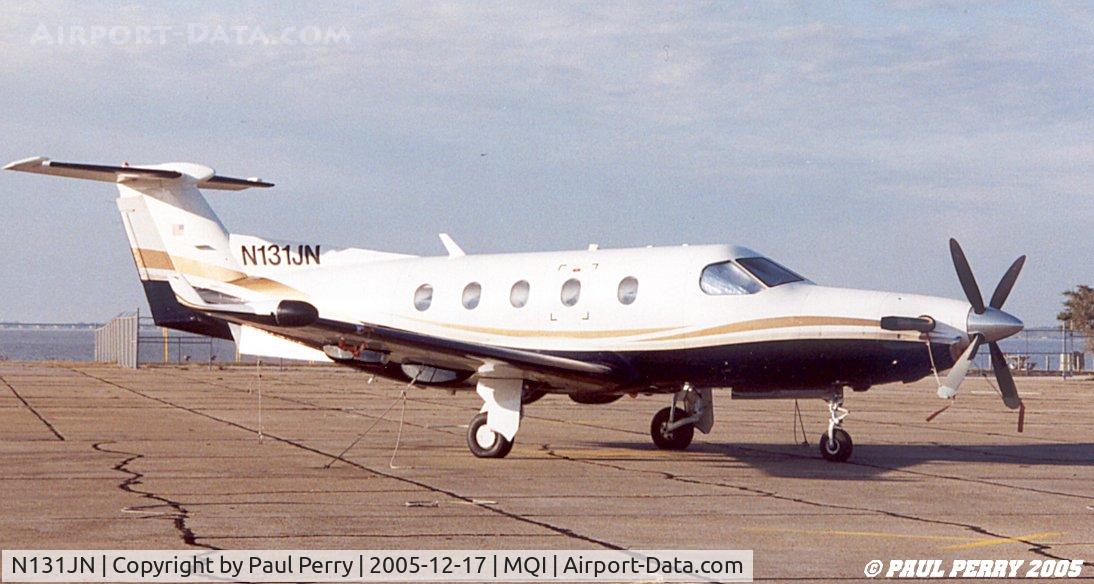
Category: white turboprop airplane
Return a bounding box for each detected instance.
[6,157,1028,462]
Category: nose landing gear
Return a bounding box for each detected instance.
[650,383,714,451]
[819,392,853,462]
[651,406,694,450]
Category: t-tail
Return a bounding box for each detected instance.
[4,156,276,339]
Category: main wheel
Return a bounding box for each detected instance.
[819,428,853,462]
[467,412,514,458]
[650,407,694,450]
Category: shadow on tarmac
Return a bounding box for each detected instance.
[584,441,1094,479]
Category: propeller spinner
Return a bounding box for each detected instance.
[938,239,1026,409]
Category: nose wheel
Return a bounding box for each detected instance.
[819,392,853,462]
[819,427,853,461]
[649,383,713,451]
[651,406,694,450]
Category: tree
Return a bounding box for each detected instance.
[1058,285,1094,353]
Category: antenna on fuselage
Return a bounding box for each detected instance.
[438,233,465,257]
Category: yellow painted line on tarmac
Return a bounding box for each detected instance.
[534,447,679,459]
[743,527,971,543]
[943,531,1062,551]
[744,527,1064,551]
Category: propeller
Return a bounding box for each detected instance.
[938,239,1026,410]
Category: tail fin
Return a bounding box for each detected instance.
[5,156,273,339]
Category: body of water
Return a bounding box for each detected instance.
[0,327,1088,372]
[0,328,240,363]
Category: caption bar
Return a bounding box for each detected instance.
[2,550,753,582]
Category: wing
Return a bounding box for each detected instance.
[164,274,630,390]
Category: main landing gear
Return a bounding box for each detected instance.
[467,412,514,458]
[819,391,853,462]
[467,371,523,459]
[650,383,714,451]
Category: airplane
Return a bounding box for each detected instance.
[5,156,1028,462]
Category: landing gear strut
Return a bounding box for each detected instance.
[468,372,522,459]
[650,383,713,451]
[819,391,853,462]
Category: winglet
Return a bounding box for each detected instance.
[439,233,466,257]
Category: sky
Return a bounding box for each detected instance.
[0,1,1091,325]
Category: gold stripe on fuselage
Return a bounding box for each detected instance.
[643,316,881,342]
[131,247,305,298]
[406,316,889,343]
[405,317,680,339]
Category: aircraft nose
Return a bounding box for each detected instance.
[967,307,1024,342]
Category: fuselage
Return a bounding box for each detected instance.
[232,243,974,393]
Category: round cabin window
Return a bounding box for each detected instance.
[462,282,482,309]
[617,276,638,305]
[510,280,530,308]
[560,278,581,307]
[413,284,433,311]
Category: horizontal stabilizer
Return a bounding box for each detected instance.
[165,273,278,316]
[4,156,273,190]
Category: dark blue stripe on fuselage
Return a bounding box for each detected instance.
[545,338,957,392]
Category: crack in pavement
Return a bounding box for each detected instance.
[186,368,1085,563]
[0,374,64,440]
[74,368,623,551]
[542,445,1071,563]
[91,441,218,550]
[75,367,1084,570]
[205,533,566,540]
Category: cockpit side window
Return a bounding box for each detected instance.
[699,261,763,295]
[736,257,805,287]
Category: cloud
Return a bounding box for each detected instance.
[0,2,1090,323]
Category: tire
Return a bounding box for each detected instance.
[819,428,853,462]
[650,406,694,450]
[467,412,514,458]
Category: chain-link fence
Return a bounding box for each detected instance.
[973,325,1089,376]
[93,312,138,368]
[94,311,233,368]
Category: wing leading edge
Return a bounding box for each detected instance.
[164,274,628,388]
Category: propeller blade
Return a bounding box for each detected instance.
[949,238,985,314]
[989,255,1026,309]
[938,335,982,399]
[989,342,1022,409]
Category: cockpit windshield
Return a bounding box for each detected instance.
[736,257,805,287]
[699,261,763,295]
